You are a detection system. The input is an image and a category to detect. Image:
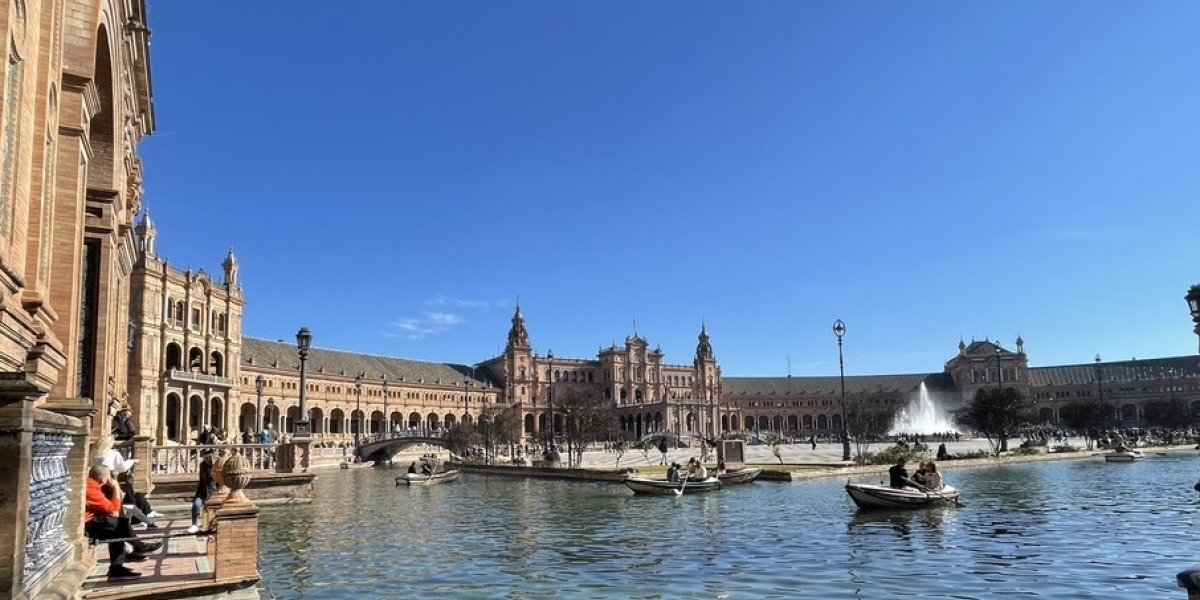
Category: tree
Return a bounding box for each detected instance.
[445,422,480,458]
[762,431,785,463]
[952,387,1033,457]
[1142,399,1189,431]
[1058,400,1114,450]
[479,404,520,464]
[612,440,627,468]
[844,389,901,465]
[558,389,619,468]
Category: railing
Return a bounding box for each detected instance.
[151,444,277,475]
[359,428,451,446]
[167,369,235,387]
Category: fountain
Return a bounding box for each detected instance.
[888,382,958,435]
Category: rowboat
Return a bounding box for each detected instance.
[340,460,375,470]
[717,467,762,485]
[624,476,722,495]
[1104,450,1144,463]
[844,481,960,510]
[396,469,460,486]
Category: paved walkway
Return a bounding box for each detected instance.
[575,439,1003,469]
[82,519,212,597]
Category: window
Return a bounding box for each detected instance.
[191,307,201,331]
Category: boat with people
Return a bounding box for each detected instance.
[397,469,460,485]
[844,481,961,510]
[624,475,723,495]
[1104,448,1144,463]
[396,455,459,485]
[716,467,762,485]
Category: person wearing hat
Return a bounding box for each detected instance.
[112,406,137,442]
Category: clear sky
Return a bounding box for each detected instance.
[140,2,1200,377]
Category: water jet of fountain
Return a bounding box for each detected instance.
[889,382,958,435]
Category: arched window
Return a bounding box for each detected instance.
[210,351,224,377]
[166,343,183,371]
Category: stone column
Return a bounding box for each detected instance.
[0,388,36,600]
[211,501,260,582]
[131,435,153,494]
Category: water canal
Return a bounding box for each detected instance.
[257,454,1200,598]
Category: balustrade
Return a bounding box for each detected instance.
[151,444,278,474]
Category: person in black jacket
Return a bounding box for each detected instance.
[112,407,136,441]
[888,458,910,489]
[187,450,217,534]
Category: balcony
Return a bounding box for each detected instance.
[167,368,234,387]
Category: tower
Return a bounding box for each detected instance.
[693,323,721,436]
[504,303,533,405]
[135,209,157,258]
[1016,335,1025,355]
[222,247,239,288]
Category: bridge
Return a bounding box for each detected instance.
[355,429,453,462]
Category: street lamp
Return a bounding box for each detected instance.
[294,327,313,438]
[1095,354,1107,420]
[832,319,850,462]
[994,345,1003,392]
[354,372,364,446]
[382,376,389,436]
[1187,285,1200,352]
[255,374,266,434]
[266,398,275,432]
[462,376,472,428]
[547,349,556,457]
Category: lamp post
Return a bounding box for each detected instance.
[294,327,313,438]
[255,374,266,434]
[1187,285,1200,353]
[266,398,275,432]
[1095,354,1107,421]
[382,376,389,436]
[547,350,556,457]
[994,345,1003,392]
[833,319,850,462]
[354,372,363,446]
[462,376,472,428]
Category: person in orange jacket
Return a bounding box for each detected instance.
[85,464,162,579]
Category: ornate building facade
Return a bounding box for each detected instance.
[0,1,155,597]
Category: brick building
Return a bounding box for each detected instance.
[0,1,156,597]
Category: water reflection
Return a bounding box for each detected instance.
[259,456,1196,599]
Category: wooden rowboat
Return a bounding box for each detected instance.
[624,476,722,495]
[340,460,375,470]
[717,467,762,485]
[396,469,460,486]
[1104,450,1144,463]
[845,481,960,510]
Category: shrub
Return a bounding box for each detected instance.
[947,449,991,460]
[859,446,919,466]
[1012,446,1040,456]
[1052,444,1079,453]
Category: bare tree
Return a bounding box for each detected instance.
[1059,400,1113,450]
[612,440,627,468]
[953,387,1033,457]
[558,388,619,468]
[844,389,901,465]
[762,431,785,463]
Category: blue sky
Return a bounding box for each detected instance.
[140,2,1200,376]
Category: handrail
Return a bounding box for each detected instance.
[151,443,277,475]
[358,429,452,447]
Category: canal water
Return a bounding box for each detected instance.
[257,454,1199,598]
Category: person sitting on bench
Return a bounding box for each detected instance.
[85,464,162,580]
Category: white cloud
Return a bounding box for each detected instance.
[425,294,491,309]
[386,311,465,340]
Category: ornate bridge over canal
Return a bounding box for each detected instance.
[355,429,454,462]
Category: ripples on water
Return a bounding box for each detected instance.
[258,455,1200,599]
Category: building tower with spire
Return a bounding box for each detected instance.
[135,209,157,258]
[501,303,534,407]
[222,247,239,288]
[693,323,722,438]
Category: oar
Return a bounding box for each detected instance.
[908,478,965,507]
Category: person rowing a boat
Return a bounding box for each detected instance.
[667,462,682,483]
[888,457,911,489]
[686,457,708,482]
